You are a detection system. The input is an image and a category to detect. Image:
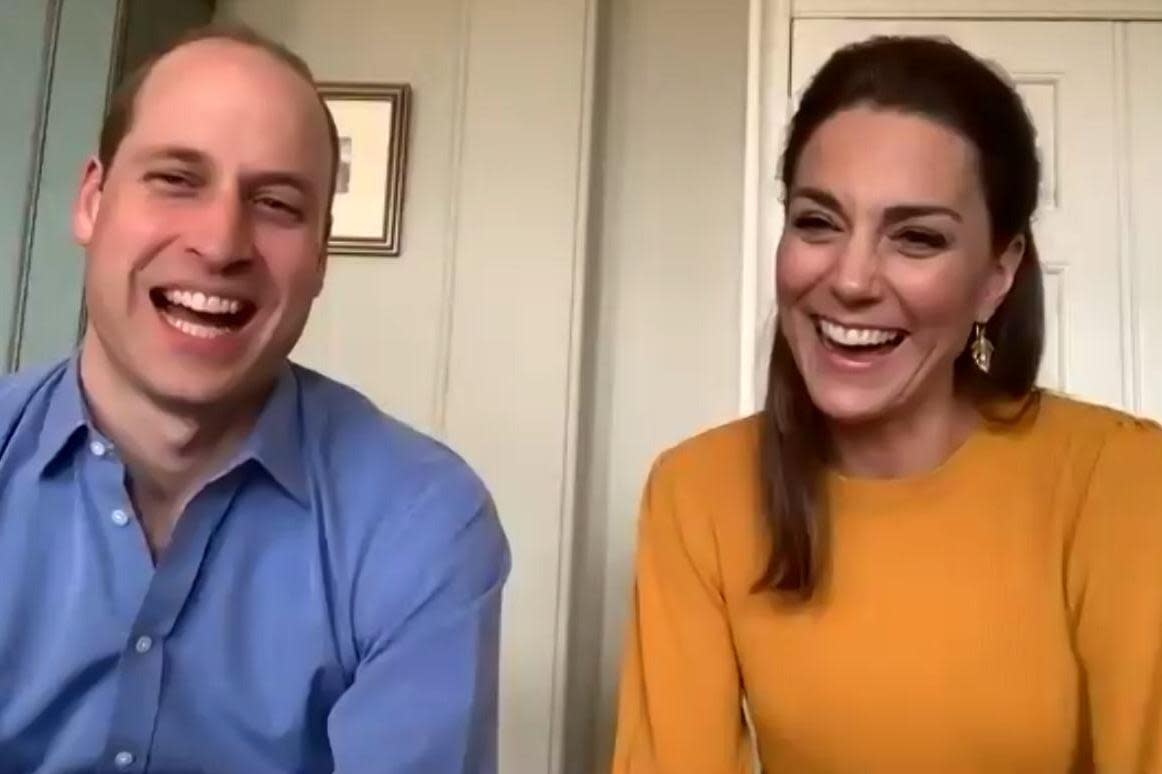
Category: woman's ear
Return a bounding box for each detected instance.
[977,232,1025,321]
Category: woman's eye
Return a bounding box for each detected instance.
[896,229,948,252]
[792,214,836,233]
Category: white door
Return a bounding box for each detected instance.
[781,19,1159,418]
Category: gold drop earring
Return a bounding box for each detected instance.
[971,321,994,374]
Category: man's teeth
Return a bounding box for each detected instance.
[161,312,230,339]
[819,319,901,347]
[163,288,242,314]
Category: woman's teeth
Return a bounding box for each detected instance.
[819,318,902,347]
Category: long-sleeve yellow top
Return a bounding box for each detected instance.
[612,393,1162,773]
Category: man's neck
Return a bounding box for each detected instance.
[77,337,267,556]
[829,387,980,480]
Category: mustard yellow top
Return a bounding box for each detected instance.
[612,394,1162,773]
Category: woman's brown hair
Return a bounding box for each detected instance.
[759,36,1045,597]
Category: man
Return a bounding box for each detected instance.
[0,24,509,773]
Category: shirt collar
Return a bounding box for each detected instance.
[37,355,310,507]
[234,364,310,506]
[35,354,90,475]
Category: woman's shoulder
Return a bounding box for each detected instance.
[1007,392,1162,495]
[655,413,762,479]
[1025,391,1162,448]
[641,415,767,524]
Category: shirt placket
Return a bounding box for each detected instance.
[98,467,246,773]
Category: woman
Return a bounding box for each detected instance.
[611,35,1162,773]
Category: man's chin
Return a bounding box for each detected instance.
[139,369,265,415]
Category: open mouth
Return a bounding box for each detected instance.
[815,316,906,356]
[150,287,258,340]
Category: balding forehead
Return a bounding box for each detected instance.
[142,38,323,118]
[133,38,335,165]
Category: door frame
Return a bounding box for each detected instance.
[738,0,1162,414]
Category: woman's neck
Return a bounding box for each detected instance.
[828,393,981,479]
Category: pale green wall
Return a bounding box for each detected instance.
[1,0,215,374]
[0,0,56,372]
[16,0,122,370]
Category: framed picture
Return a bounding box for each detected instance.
[319,82,411,257]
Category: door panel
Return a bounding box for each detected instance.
[790,20,1129,412]
[1128,23,1162,419]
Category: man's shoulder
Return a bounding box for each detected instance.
[291,364,489,505]
[0,359,69,434]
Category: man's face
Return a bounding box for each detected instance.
[73,39,333,412]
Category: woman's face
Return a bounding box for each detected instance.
[775,106,1022,426]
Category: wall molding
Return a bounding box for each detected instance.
[792,0,1162,19]
[7,0,63,372]
[739,0,791,414]
[432,0,474,435]
[1113,22,1141,412]
[547,2,598,769]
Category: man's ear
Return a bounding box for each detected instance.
[313,246,329,299]
[977,232,1025,322]
[312,215,331,298]
[73,157,106,247]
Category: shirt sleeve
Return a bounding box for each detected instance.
[611,452,753,774]
[1068,417,1162,772]
[326,468,511,774]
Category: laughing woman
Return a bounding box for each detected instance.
[611,36,1162,774]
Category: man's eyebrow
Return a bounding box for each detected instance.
[130,147,319,198]
[132,145,208,165]
[243,171,316,198]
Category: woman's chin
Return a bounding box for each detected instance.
[802,381,905,427]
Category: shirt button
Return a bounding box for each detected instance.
[134,635,154,654]
[89,440,107,457]
[110,509,130,527]
[114,750,134,768]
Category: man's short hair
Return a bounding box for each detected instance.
[98,23,340,235]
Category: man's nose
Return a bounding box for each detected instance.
[185,192,253,270]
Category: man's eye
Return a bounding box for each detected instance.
[144,171,197,188]
[255,196,303,220]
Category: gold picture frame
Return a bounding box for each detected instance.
[319,82,411,257]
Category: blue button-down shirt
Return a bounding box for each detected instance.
[0,356,510,773]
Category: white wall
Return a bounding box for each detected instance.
[566,1,750,769]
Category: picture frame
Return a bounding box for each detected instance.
[318,82,411,257]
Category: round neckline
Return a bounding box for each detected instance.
[822,394,1038,502]
[826,418,989,493]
